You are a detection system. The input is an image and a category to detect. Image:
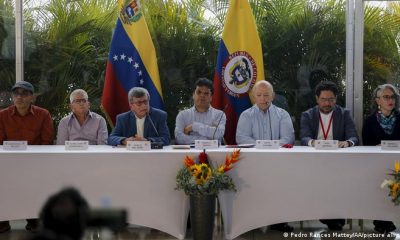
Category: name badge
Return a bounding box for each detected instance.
[381,141,400,151]
[255,140,280,149]
[195,140,219,149]
[65,141,89,150]
[3,141,28,150]
[127,141,151,151]
[314,140,339,150]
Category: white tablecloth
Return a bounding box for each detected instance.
[0,145,195,239]
[1,146,399,239]
[206,146,400,239]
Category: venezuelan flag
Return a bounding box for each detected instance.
[101,0,163,126]
[212,0,264,144]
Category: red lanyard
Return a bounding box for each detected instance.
[319,113,333,140]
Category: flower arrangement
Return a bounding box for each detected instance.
[176,149,240,195]
[381,161,400,205]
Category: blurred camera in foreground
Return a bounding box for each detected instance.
[30,187,127,240]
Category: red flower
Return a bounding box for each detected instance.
[199,150,208,164]
[218,149,241,173]
[184,156,195,167]
[223,164,233,172]
[225,155,231,166]
[230,149,240,163]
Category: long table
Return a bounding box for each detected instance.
[0,146,399,239]
[207,147,400,239]
[0,145,192,239]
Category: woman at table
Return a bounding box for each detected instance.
[362,83,400,233]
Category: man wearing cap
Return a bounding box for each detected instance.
[0,81,54,233]
[57,89,108,145]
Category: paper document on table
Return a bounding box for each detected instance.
[225,144,255,148]
[171,145,191,149]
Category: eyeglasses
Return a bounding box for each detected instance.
[132,99,149,106]
[12,90,32,97]
[319,98,336,103]
[72,99,88,104]
[380,95,396,101]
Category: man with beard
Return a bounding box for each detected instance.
[300,80,359,231]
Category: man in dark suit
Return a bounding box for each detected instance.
[300,81,359,231]
[300,81,358,148]
[107,87,170,146]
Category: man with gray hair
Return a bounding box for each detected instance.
[236,80,294,232]
[107,87,170,146]
[236,80,295,145]
[56,89,108,145]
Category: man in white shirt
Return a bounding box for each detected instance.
[175,78,226,144]
[236,80,294,145]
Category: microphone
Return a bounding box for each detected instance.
[147,111,163,149]
[212,104,228,140]
[268,107,272,140]
[147,111,159,137]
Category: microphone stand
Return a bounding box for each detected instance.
[147,111,163,149]
[212,104,228,146]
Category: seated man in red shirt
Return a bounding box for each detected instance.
[0,81,54,233]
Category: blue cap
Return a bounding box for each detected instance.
[11,81,34,93]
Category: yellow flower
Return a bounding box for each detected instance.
[217,165,225,173]
[190,164,211,185]
[391,183,400,198]
[190,164,201,175]
[176,150,240,195]
[395,161,400,174]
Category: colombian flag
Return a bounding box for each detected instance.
[101,0,164,126]
[212,0,264,145]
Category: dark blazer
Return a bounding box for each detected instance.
[300,105,359,146]
[107,107,170,146]
[362,111,400,146]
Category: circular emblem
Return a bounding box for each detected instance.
[120,0,143,24]
[221,51,257,98]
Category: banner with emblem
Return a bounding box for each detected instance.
[212,0,264,145]
[101,0,164,126]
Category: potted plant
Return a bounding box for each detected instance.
[176,149,240,240]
